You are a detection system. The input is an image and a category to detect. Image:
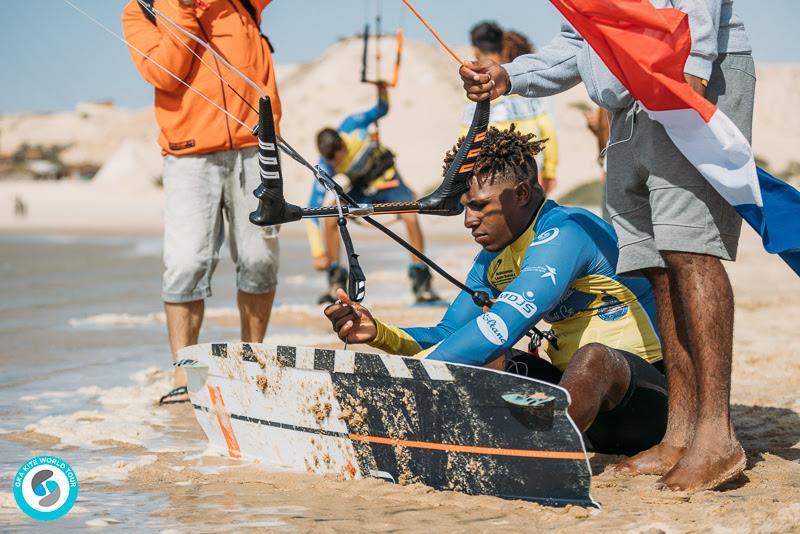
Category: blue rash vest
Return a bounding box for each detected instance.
[370,200,662,370]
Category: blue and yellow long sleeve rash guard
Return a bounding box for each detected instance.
[306,94,393,258]
[308,94,391,209]
[369,201,662,370]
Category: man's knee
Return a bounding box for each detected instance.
[662,250,721,270]
[163,256,213,302]
[566,344,632,413]
[640,266,667,280]
[400,212,418,225]
[323,216,338,230]
[569,343,615,372]
[237,253,279,294]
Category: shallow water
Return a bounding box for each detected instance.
[0,232,462,530]
[4,232,798,532]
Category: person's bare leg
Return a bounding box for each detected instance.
[559,343,630,432]
[164,300,204,400]
[324,216,341,266]
[400,213,425,262]
[238,290,276,342]
[614,267,696,475]
[658,251,745,491]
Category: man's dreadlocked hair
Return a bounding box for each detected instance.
[443,124,547,186]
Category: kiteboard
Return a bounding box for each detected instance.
[177,343,597,507]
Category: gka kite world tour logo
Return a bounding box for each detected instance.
[13,456,78,521]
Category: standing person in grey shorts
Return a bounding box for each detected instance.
[122,0,282,405]
[458,0,754,492]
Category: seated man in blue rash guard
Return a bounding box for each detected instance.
[324,126,668,456]
[309,83,440,305]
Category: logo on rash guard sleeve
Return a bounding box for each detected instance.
[497,291,538,319]
[529,227,559,247]
[521,265,558,285]
[476,312,508,345]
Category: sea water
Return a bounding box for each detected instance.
[0,231,466,530]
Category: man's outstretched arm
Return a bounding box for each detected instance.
[338,84,390,134]
[460,22,584,102]
[324,256,492,356]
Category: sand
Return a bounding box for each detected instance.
[2,228,798,532]
[151,231,800,532]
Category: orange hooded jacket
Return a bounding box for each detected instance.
[122,0,281,156]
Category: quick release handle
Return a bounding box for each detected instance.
[338,218,367,302]
[256,96,280,189]
[249,96,303,226]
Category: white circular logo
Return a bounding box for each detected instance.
[13,456,78,521]
[530,227,559,247]
[477,312,508,346]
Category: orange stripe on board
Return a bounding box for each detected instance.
[474,132,487,142]
[459,163,475,173]
[467,148,481,158]
[207,385,242,459]
[348,434,586,460]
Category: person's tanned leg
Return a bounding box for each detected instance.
[324,216,341,265]
[614,267,696,475]
[400,212,425,262]
[165,300,204,399]
[658,251,745,491]
[238,290,276,342]
[559,343,630,431]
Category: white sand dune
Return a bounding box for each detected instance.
[0,38,797,233]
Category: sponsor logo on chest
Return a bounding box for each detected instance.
[489,258,518,289]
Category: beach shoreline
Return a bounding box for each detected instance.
[0,227,798,531]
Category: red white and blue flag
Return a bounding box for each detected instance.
[549,0,800,275]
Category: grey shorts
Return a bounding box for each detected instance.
[162,147,279,303]
[606,53,756,274]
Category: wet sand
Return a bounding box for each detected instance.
[1,229,799,532]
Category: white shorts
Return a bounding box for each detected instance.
[162,147,279,303]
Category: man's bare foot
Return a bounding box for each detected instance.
[657,442,746,492]
[612,442,686,476]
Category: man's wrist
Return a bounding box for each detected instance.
[684,55,713,83]
[370,318,388,346]
[500,65,513,96]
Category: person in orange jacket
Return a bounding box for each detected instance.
[122,0,281,405]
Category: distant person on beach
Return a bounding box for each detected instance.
[458,1,755,491]
[462,22,559,195]
[309,83,440,305]
[122,0,281,405]
[324,127,668,458]
[14,196,27,218]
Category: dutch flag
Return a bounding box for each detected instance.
[550,0,800,275]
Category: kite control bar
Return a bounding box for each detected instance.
[361,22,403,87]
